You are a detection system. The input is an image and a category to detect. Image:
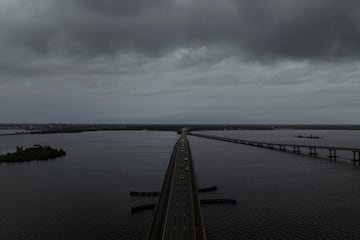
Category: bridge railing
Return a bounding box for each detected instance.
[185,135,207,240]
[146,138,179,240]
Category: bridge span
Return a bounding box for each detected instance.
[188,132,360,162]
[146,131,206,240]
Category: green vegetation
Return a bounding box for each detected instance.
[0,145,66,163]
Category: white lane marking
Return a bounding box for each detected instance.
[161,143,183,240]
[175,212,177,217]
[173,225,176,231]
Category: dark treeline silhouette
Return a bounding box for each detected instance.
[0,145,66,163]
[1,124,360,136]
[295,134,321,139]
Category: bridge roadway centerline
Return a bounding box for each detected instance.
[146,131,206,240]
[162,136,195,239]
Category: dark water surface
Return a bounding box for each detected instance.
[190,130,360,239]
[0,131,177,240]
[1,130,360,239]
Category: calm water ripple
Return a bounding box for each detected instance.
[1,130,360,239]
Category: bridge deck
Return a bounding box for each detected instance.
[146,133,206,240]
[188,132,360,151]
[188,132,360,161]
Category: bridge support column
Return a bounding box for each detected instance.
[328,149,338,160]
[308,147,317,157]
[352,151,360,162]
[292,146,300,154]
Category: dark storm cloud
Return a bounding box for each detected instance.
[79,0,167,14]
[1,0,360,59]
[228,0,360,58]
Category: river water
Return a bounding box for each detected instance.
[1,130,360,239]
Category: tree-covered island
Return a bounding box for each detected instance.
[0,145,66,163]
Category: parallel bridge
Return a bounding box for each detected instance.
[188,132,360,161]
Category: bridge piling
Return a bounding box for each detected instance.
[328,149,338,160]
[308,147,317,157]
[293,146,300,154]
[352,151,360,162]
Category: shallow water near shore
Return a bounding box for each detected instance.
[1,130,360,239]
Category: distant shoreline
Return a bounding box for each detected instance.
[1,124,360,136]
[0,124,360,136]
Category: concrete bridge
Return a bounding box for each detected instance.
[146,131,206,240]
[188,132,360,162]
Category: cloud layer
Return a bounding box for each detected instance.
[0,0,360,123]
[2,0,360,59]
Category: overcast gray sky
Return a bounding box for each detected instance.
[1,0,360,124]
